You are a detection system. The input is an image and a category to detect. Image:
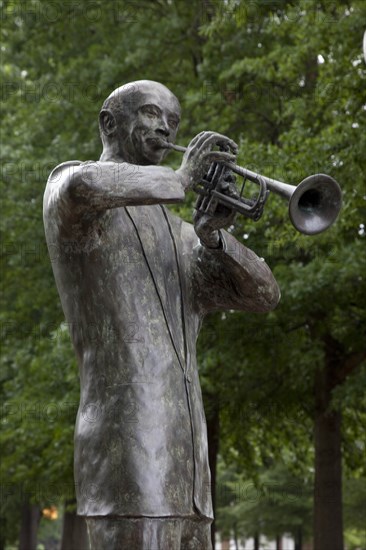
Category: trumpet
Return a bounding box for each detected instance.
[161,142,342,236]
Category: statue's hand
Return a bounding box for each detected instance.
[194,172,238,249]
[175,131,237,191]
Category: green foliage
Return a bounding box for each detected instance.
[215,458,313,543]
[0,326,78,543]
[216,460,366,546]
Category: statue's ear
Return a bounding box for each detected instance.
[99,109,117,137]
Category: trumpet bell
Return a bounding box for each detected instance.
[289,174,342,235]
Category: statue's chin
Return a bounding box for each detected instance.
[121,132,165,165]
[134,144,165,166]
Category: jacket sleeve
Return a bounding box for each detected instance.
[190,229,280,315]
[44,160,185,216]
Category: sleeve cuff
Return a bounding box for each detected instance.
[199,230,227,252]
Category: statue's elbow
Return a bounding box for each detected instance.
[262,279,281,312]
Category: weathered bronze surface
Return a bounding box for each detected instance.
[43,80,280,549]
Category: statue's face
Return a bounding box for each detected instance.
[118,83,181,165]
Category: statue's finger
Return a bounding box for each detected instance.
[196,132,237,155]
[202,151,237,164]
[189,131,216,150]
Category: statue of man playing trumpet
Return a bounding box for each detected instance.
[43,80,280,549]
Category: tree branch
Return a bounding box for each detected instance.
[334,350,366,387]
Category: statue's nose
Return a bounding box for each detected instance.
[156,118,170,137]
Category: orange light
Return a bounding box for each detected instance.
[42,506,58,520]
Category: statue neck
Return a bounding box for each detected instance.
[99,141,126,163]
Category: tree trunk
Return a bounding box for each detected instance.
[254,532,260,550]
[0,516,6,550]
[276,534,283,550]
[233,523,239,550]
[314,357,343,550]
[295,526,303,550]
[18,502,41,550]
[206,393,220,550]
[60,501,90,550]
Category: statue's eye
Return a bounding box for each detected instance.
[168,118,179,130]
[141,105,159,117]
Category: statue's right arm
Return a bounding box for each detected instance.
[45,161,186,213]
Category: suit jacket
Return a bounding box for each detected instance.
[43,160,280,519]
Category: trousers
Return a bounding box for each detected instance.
[86,516,213,550]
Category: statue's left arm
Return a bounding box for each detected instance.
[191,229,280,314]
[188,168,280,314]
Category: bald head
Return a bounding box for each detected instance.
[99,80,181,165]
[100,80,180,132]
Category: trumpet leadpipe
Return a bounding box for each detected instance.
[161,142,286,187]
[159,142,187,153]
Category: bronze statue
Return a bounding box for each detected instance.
[43,80,280,549]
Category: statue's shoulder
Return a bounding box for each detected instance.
[47,160,83,185]
[44,160,86,215]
